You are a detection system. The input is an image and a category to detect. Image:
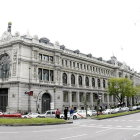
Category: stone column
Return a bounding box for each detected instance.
[83,75,86,88]
[115,69,119,77]
[107,93,110,108]
[100,78,103,89]
[105,79,108,88]
[54,69,57,84]
[76,73,79,88]
[60,70,63,85]
[69,91,72,108]
[95,77,98,88]
[90,92,93,109]
[76,91,80,109]
[89,76,92,88]
[68,72,71,87]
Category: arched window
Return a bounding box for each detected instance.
[103,79,105,88]
[0,54,10,79]
[85,77,89,86]
[92,78,95,87]
[71,74,75,85]
[63,73,67,84]
[79,76,82,85]
[98,79,100,87]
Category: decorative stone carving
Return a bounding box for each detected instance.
[15,31,20,37]
[33,35,38,40]
[74,49,80,54]
[115,60,118,66]
[55,41,59,46]
[12,49,18,76]
[87,53,92,58]
[60,45,65,50]
[1,31,12,42]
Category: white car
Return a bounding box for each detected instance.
[60,112,70,119]
[73,110,92,119]
[38,110,56,118]
[102,109,111,115]
[22,112,39,118]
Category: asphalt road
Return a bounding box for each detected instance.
[1,113,140,140]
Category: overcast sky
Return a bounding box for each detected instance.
[1,0,140,71]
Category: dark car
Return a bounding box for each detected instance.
[0,112,21,118]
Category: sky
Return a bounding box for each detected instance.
[1,0,140,72]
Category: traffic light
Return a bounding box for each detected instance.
[95,93,98,100]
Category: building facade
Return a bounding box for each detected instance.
[0,26,140,113]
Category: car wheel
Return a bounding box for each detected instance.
[61,116,63,119]
[73,115,77,120]
[24,116,27,118]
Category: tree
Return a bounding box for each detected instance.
[132,85,140,103]
[108,77,134,106]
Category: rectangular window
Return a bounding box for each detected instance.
[39,54,42,60]
[43,55,49,61]
[104,94,107,102]
[63,92,68,102]
[79,93,83,102]
[86,93,90,102]
[70,61,72,66]
[80,64,82,69]
[50,56,53,62]
[77,63,79,68]
[43,69,49,81]
[50,70,53,81]
[38,68,42,80]
[73,62,75,67]
[72,92,76,102]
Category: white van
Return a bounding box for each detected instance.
[38,110,56,118]
[73,110,92,119]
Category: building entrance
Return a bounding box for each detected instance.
[42,93,51,113]
[0,89,8,112]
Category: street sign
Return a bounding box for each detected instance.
[50,102,54,109]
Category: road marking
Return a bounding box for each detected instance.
[60,134,87,139]
[107,125,112,127]
[67,127,80,129]
[116,126,122,127]
[114,120,118,121]
[33,129,57,133]
[137,120,140,121]
[98,125,103,127]
[121,120,125,121]
[129,120,133,121]
[0,132,18,134]
[126,126,133,128]
[95,128,111,133]
[133,132,140,137]
[90,124,95,125]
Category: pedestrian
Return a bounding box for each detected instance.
[70,107,74,120]
[64,107,68,120]
[55,109,60,119]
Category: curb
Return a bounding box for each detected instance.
[92,111,140,120]
[0,121,73,126]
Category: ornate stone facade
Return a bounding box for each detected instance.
[0,30,140,113]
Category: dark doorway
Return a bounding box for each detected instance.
[42,93,51,113]
[0,89,8,112]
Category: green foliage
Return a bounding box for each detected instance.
[135,103,139,106]
[108,77,134,104]
[54,87,56,93]
[110,106,115,109]
[0,118,66,124]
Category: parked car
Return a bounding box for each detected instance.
[121,107,129,112]
[89,110,97,116]
[111,108,120,114]
[0,112,21,118]
[129,106,137,111]
[73,110,92,119]
[102,109,111,115]
[137,105,140,110]
[22,112,39,118]
[38,110,56,118]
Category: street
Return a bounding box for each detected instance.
[1,113,140,140]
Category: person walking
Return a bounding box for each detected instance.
[55,109,60,118]
[70,107,74,120]
[64,107,68,120]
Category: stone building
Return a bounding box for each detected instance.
[0,23,140,113]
